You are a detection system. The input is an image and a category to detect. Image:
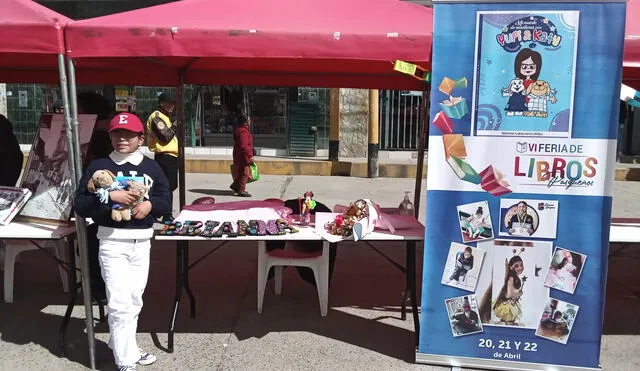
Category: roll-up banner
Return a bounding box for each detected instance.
[417,1,626,370]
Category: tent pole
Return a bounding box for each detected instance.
[177,72,186,209]
[58,54,77,184]
[413,86,430,218]
[67,58,97,370]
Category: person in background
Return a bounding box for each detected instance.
[78,92,115,167]
[0,114,24,187]
[145,92,178,222]
[53,99,64,114]
[228,96,254,197]
[74,112,170,371]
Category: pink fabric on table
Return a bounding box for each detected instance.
[177,199,293,224]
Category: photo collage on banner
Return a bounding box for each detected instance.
[420,1,625,370]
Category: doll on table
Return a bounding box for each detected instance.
[300,191,316,225]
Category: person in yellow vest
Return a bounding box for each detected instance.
[146,92,178,222]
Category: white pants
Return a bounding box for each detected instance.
[99,238,151,367]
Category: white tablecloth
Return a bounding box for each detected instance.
[0,221,76,240]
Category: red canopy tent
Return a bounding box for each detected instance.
[623,0,640,89]
[64,0,433,90]
[64,0,434,206]
[0,0,70,83]
[0,1,97,369]
[63,1,433,363]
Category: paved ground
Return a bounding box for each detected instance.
[1,174,639,370]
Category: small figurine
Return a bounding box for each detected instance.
[300,191,316,225]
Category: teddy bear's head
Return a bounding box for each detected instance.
[527,80,550,97]
[127,180,148,200]
[88,170,116,193]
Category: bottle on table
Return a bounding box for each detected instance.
[399,191,414,216]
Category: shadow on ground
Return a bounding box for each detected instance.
[1,241,639,370]
[603,243,640,335]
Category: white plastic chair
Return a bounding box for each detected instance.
[2,239,70,303]
[257,240,330,317]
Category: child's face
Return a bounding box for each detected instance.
[110,129,143,154]
[511,261,524,275]
[463,251,471,259]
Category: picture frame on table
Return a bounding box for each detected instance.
[17,113,97,225]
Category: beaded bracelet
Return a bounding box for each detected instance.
[266,220,279,235]
[183,220,203,229]
[237,220,248,236]
[247,220,259,236]
[257,220,267,236]
[199,220,220,238]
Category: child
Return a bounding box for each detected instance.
[507,201,534,236]
[465,206,486,239]
[75,113,170,371]
[448,247,474,284]
[493,254,525,325]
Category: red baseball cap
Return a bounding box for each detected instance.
[108,113,145,134]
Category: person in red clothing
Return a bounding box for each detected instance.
[229,100,254,197]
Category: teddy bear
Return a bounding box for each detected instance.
[126,179,149,208]
[87,169,149,222]
[524,80,557,118]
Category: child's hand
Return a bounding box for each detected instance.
[110,190,139,206]
[132,201,152,219]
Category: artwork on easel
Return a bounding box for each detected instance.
[18,113,97,224]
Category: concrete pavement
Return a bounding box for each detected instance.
[0,174,639,370]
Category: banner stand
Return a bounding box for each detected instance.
[417,1,626,370]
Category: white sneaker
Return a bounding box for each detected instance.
[118,366,136,371]
[137,349,157,366]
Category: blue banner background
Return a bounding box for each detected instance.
[419,2,625,369]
